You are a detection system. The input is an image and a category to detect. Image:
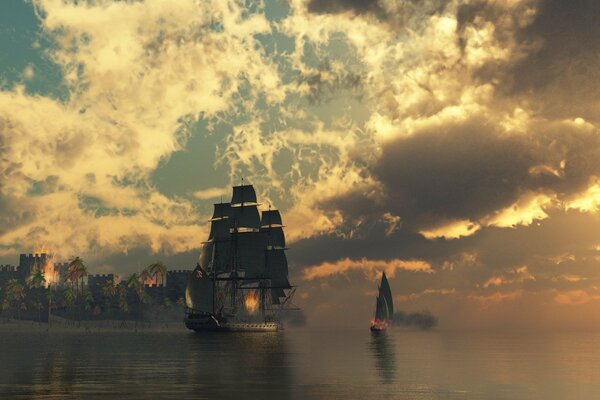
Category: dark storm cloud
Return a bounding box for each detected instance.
[321,117,600,232]
[457,0,600,121]
[307,0,385,17]
[306,0,448,30]
[510,0,600,119]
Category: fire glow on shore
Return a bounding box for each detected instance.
[41,258,59,287]
[245,291,259,315]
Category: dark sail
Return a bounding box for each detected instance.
[231,205,260,230]
[186,182,293,323]
[211,202,232,220]
[209,218,231,241]
[236,231,267,278]
[380,272,393,320]
[198,242,214,270]
[262,226,285,249]
[261,209,282,227]
[185,265,213,313]
[213,240,232,273]
[268,248,290,303]
[375,296,386,321]
[231,184,257,205]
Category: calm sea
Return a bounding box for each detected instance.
[1,326,600,399]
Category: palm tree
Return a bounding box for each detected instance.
[67,257,88,324]
[5,279,25,320]
[101,279,117,318]
[67,257,88,294]
[62,286,76,321]
[28,269,46,322]
[117,282,129,327]
[147,262,167,287]
[29,269,46,289]
[126,273,148,325]
[83,290,94,312]
[33,301,44,324]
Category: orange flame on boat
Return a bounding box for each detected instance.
[371,318,388,330]
[244,291,259,315]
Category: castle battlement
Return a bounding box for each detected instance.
[167,269,191,275]
[88,274,115,279]
[0,265,16,272]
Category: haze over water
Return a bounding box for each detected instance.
[1,328,600,399]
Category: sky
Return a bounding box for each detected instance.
[1,0,600,330]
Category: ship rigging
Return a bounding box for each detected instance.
[184,182,295,332]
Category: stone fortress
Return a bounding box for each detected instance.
[0,253,191,323]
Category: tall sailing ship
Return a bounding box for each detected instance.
[370,272,393,332]
[184,182,294,332]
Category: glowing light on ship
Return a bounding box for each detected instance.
[245,291,259,315]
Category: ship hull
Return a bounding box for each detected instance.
[370,325,386,333]
[185,314,279,332]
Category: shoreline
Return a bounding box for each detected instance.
[0,317,188,333]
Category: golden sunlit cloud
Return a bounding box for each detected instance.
[192,187,230,201]
[483,193,554,228]
[302,257,433,280]
[468,290,524,308]
[566,182,600,213]
[554,290,600,306]
[420,219,480,240]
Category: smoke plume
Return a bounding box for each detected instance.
[279,310,307,327]
[392,311,438,330]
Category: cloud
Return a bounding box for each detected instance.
[420,219,480,240]
[483,192,554,228]
[468,290,524,307]
[192,187,229,201]
[566,181,600,213]
[0,0,283,261]
[554,290,600,306]
[302,257,433,280]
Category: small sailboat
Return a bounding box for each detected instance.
[370,272,393,332]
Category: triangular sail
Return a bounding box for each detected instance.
[375,295,386,321]
[380,272,394,320]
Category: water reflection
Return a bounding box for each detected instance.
[4,329,600,399]
[185,332,293,397]
[0,329,292,399]
[369,332,396,384]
